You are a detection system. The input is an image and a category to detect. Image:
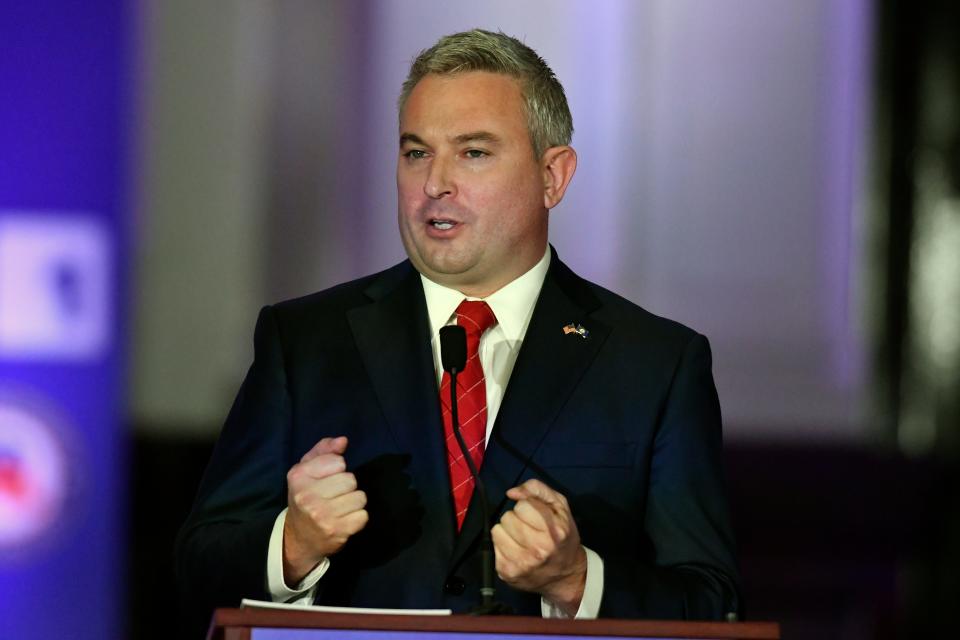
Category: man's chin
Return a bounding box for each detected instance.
[408,247,476,278]
[419,262,475,285]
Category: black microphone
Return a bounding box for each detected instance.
[439,325,510,615]
[440,325,467,374]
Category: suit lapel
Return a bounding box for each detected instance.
[450,251,610,571]
[347,262,455,549]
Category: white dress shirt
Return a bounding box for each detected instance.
[266,248,604,618]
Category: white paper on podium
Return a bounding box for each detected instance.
[240,598,453,616]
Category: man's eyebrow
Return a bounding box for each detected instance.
[399,133,426,147]
[452,131,500,145]
[399,131,502,147]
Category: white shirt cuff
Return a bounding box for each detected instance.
[266,508,329,604]
[540,545,604,619]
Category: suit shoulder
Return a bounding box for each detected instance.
[266,260,415,327]
[552,254,701,348]
[273,260,413,312]
[585,280,702,347]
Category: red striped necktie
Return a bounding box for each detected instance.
[439,300,498,531]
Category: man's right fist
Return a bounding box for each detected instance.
[282,436,368,584]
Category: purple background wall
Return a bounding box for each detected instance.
[132,0,874,444]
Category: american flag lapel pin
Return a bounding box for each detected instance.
[562,323,590,339]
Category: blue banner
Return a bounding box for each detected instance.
[0,3,132,639]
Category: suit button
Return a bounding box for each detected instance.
[443,576,465,595]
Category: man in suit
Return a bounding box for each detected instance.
[176,29,740,634]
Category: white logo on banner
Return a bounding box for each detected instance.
[0,214,111,360]
[0,399,70,551]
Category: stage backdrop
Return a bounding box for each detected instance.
[0,3,132,639]
[134,0,873,443]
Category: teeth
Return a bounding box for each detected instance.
[432,220,454,230]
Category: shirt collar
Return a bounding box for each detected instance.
[420,247,551,341]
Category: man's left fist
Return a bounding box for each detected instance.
[491,479,587,616]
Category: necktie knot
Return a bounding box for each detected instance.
[455,300,497,338]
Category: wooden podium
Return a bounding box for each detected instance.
[207,608,780,640]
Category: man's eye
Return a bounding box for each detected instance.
[404,149,428,160]
[464,149,488,159]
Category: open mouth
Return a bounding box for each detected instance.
[429,219,458,230]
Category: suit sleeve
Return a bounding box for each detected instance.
[600,333,742,619]
[174,306,292,634]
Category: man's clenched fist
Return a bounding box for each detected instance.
[283,436,368,584]
[491,479,587,616]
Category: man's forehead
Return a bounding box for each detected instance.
[399,72,526,138]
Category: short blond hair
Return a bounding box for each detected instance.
[399,29,573,158]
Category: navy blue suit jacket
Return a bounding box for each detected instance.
[176,250,740,631]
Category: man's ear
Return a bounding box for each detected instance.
[541,146,578,209]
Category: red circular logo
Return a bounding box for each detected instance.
[0,400,70,551]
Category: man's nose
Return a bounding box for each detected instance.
[424,156,455,199]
